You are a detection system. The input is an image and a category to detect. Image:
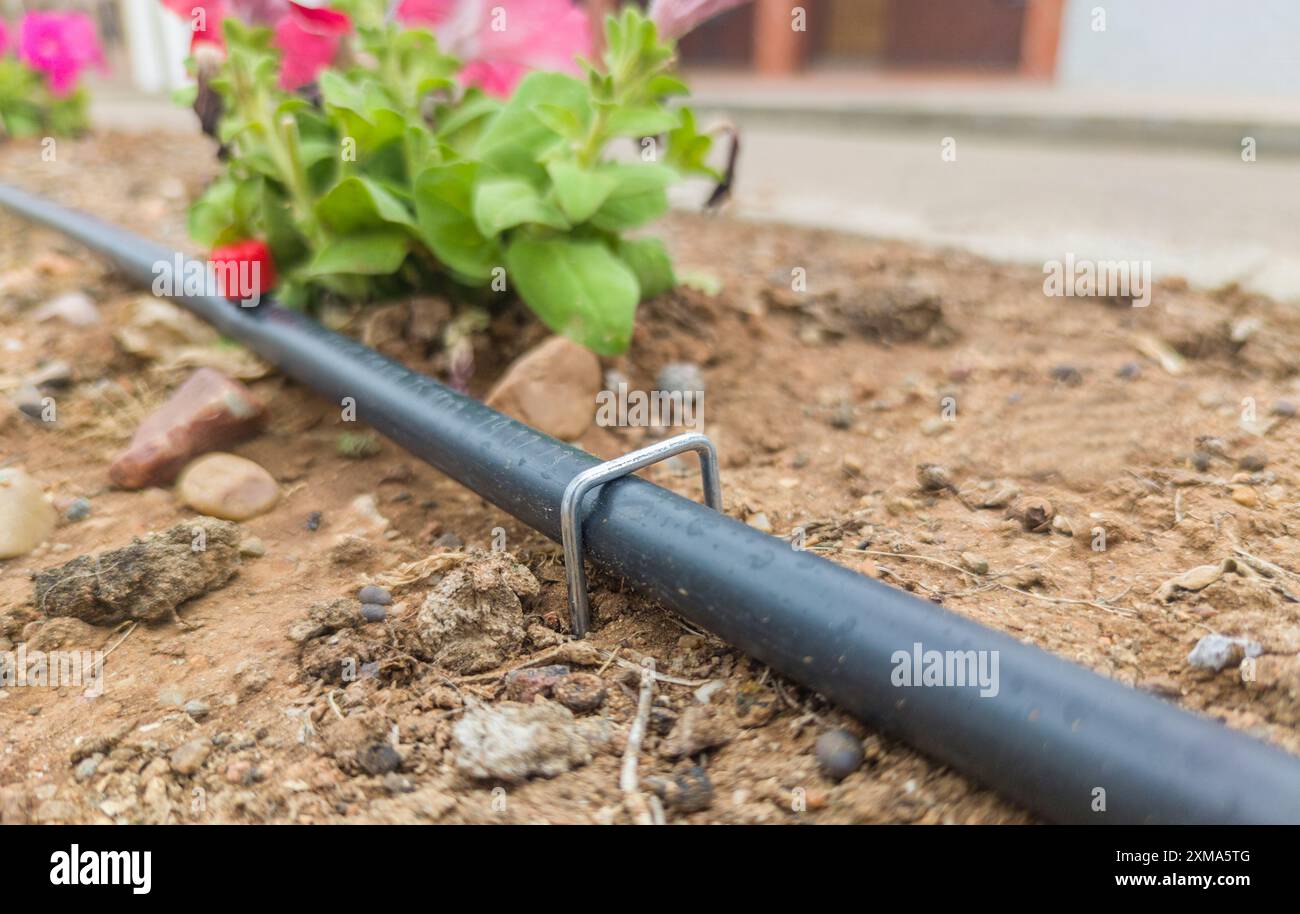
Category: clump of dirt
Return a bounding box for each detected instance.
[414,551,540,673]
[33,517,242,625]
[452,701,594,782]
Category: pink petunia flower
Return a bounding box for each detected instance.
[647,0,752,40]
[17,12,107,96]
[160,0,290,51]
[272,1,351,90]
[397,0,590,97]
[0,19,9,56]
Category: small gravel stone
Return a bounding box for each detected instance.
[176,452,279,521]
[1187,634,1261,672]
[63,497,91,522]
[1231,486,1258,508]
[746,512,772,533]
[656,361,705,394]
[73,754,103,782]
[916,462,953,492]
[0,468,57,559]
[1191,450,1213,472]
[504,665,570,703]
[306,511,322,531]
[1271,399,1298,418]
[1049,364,1083,386]
[184,699,211,721]
[815,729,865,781]
[359,743,402,776]
[1117,362,1142,380]
[1238,453,1268,472]
[648,766,713,813]
[238,537,266,557]
[170,739,211,775]
[360,603,387,623]
[959,552,989,575]
[357,584,392,604]
[552,673,608,713]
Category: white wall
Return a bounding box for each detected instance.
[119,0,190,92]
[1057,0,1300,95]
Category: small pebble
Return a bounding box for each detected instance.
[360,603,387,623]
[238,537,266,557]
[503,665,570,703]
[656,361,705,394]
[63,497,91,523]
[432,532,464,549]
[184,699,211,721]
[1271,399,1298,418]
[305,511,322,531]
[916,462,953,492]
[357,584,392,605]
[960,552,989,575]
[1117,362,1141,380]
[1191,450,1213,473]
[746,512,772,533]
[553,673,608,712]
[1187,634,1261,672]
[176,452,279,522]
[648,766,713,813]
[73,754,103,782]
[1049,364,1083,386]
[1238,453,1267,472]
[358,743,402,776]
[815,729,865,781]
[1231,486,1258,508]
[0,468,57,559]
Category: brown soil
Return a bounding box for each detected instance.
[2,131,1299,824]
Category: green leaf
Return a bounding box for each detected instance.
[617,237,676,299]
[413,162,502,283]
[665,107,719,180]
[472,177,570,238]
[546,162,617,224]
[302,231,410,276]
[187,178,242,248]
[506,237,640,356]
[604,106,680,138]
[474,72,589,180]
[316,175,417,235]
[589,164,676,232]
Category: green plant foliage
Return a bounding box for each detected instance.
[0,59,90,139]
[191,2,716,353]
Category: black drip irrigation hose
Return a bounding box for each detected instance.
[3,180,1300,825]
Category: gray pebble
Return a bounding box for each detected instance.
[64,498,91,522]
[357,584,392,605]
[1049,364,1083,386]
[360,603,387,623]
[656,361,705,394]
[649,766,713,813]
[1272,399,1298,418]
[1187,634,1261,672]
[73,754,103,782]
[1238,453,1268,472]
[815,729,865,781]
[184,699,210,721]
[359,743,402,776]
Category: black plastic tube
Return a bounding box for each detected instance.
[4,180,1299,824]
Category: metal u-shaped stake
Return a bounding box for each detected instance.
[561,432,722,637]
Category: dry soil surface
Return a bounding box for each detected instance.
[2,131,1299,824]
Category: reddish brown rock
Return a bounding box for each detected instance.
[485,337,600,440]
[109,369,266,489]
